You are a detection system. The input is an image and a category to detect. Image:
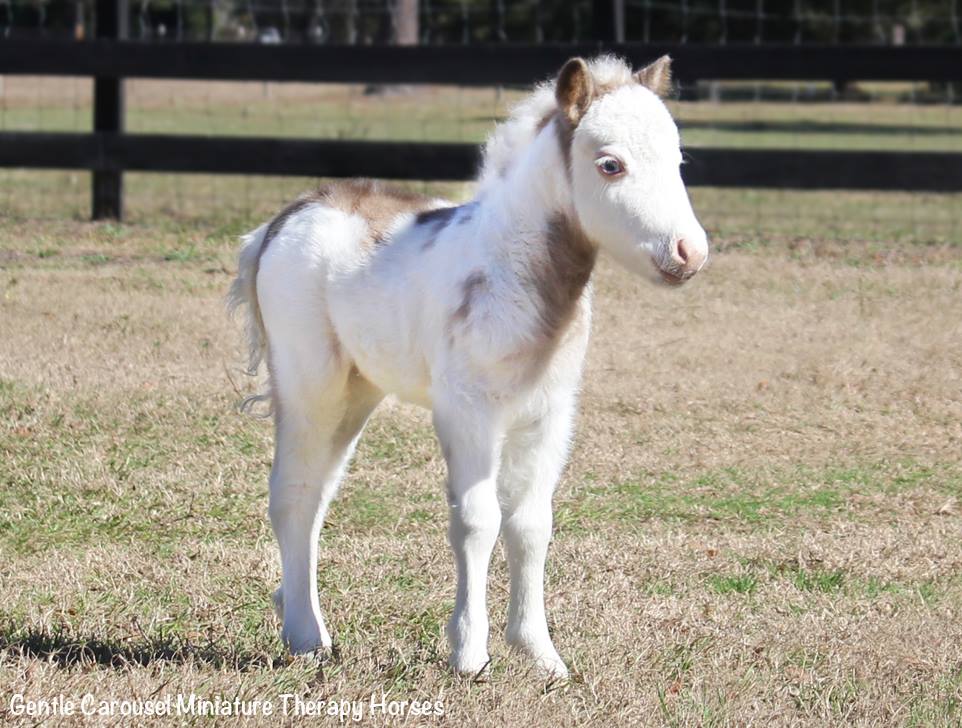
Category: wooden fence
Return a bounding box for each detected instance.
[0,0,960,219]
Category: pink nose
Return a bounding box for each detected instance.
[670,236,708,278]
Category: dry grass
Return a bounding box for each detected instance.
[1,198,961,727]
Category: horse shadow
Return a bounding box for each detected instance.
[0,621,281,671]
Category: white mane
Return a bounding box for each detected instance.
[477,54,636,191]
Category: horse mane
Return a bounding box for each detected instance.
[476,55,636,192]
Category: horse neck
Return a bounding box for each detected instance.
[471,122,597,345]
[478,121,576,250]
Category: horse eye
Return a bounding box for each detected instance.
[596,156,625,177]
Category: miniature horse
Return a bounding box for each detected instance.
[229,54,708,678]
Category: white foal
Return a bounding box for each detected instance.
[229,54,708,678]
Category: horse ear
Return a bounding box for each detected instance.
[555,57,594,125]
[634,55,672,97]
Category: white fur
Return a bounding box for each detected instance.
[230,55,707,678]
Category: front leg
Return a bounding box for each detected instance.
[433,392,504,675]
[498,390,577,678]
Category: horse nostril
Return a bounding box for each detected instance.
[676,237,691,264]
[673,236,706,273]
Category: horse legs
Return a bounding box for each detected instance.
[269,369,381,655]
[498,391,576,678]
[432,390,504,675]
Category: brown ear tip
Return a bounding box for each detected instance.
[559,57,588,74]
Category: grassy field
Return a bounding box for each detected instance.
[1,184,961,726]
[1,74,962,726]
[2,76,962,151]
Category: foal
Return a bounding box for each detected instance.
[230,55,708,678]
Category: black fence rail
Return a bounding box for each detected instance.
[1,2,961,219]
[5,133,960,194]
[3,39,962,85]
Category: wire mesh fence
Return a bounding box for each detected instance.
[3,0,962,45]
[0,1,960,248]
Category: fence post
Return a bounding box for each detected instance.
[92,0,127,220]
[593,0,625,43]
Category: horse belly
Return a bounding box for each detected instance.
[330,284,434,408]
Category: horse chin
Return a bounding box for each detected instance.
[656,266,687,287]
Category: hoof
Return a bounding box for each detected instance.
[506,633,569,680]
[281,620,332,657]
[534,654,569,680]
[286,647,333,665]
[449,651,491,678]
[284,633,333,658]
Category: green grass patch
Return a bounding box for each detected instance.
[556,461,962,532]
[791,568,846,593]
[707,573,758,595]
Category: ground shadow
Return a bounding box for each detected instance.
[0,621,280,671]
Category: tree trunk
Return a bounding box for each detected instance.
[393,0,418,45]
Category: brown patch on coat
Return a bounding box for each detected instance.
[254,180,437,415]
[530,213,597,352]
[316,179,437,248]
[418,203,477,250]
[452,270,488,323]
[535,109,555,135]
[254,178,438,343]
[417,205,459,250]
[262,197,316,249]
[534,110,576,175]
[554,114,575,174]
[261,179,437,256]
[415,205,459,230]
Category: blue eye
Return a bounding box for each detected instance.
[596,156,625,177]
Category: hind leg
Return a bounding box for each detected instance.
[269,366,381,655]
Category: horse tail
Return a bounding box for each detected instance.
[228,223,273,414]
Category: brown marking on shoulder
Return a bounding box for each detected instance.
[445,270,488,345]
[444,270,488,348]
[452,270,488,323]
[531,213,597,350]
